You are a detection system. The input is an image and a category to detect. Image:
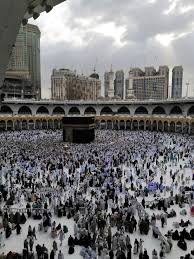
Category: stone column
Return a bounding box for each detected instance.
[150,122,153,131]
[168,123,170,132]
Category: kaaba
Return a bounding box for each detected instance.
[62,116,95,143]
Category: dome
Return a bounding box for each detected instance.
[90,73,99,79]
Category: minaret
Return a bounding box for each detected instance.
[108,64,115,98]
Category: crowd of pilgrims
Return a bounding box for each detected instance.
[0,130,193,258]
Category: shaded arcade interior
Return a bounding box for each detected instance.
[0,114,193,135]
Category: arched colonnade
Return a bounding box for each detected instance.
[0,116,63,131]
[96,116,194,134]
[0,115,194,135]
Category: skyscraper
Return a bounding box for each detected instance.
[104,72,110,98]
[7,25,28,72]
[126,66,169,100]
[171,66,183,99]
[51,68,101,101]
[107,66,114,98]
[104,66,115,98]
[26,24,41,100]
[114,70,124,99]
[51,69,70,100]
[4,24,41,99]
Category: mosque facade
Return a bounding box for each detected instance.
[0,99,194,133]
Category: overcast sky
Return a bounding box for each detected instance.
[30,0,194,99]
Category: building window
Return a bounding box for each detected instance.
[153,82,157,91]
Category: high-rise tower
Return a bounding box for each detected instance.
[107,65,114,98]
[126,66,169,100]
[171,66,183,99]
[4,24,41,99]
[114,70,124,99]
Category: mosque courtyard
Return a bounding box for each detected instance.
[0,130,194,259]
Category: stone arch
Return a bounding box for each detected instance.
[170,106,182,115]
[35,120,42,129]
[135,106,148,115]
[107,120,112,129]
[119,120,125,130]
[117,106,130,114]
[158,121,163,131]
[139,120,145,130]
[0,105,13,114]
[191,122,194,135]
[0,120,6,131]
[113,120,119,130]
[29,119,34,130]
[170,121,175,132]
[100,120,106,129]
[146,120,151,131]
[37,106,49,114]
[126,120,131,130]
[152,106,166,115]
[53,107,65,115]
[48,119,54,129]
[14,120,21,130]
[42,120,47,129]
[100,106,113,115]
[7,120,13,130]
[68,107,80,115]
[152,120,157,131]
[21,120,28,130]
[188,106,194,115]
[132,120,138,130]
[176,121,182,133]
[18,106,32,115]
[164,121,168,131]
[54,119,59,129]
[183,122,189,134]
[84,106,96,115]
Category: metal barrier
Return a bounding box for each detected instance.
[135,199,170,253]
[2,206,53,214]
[152,225,170,253]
